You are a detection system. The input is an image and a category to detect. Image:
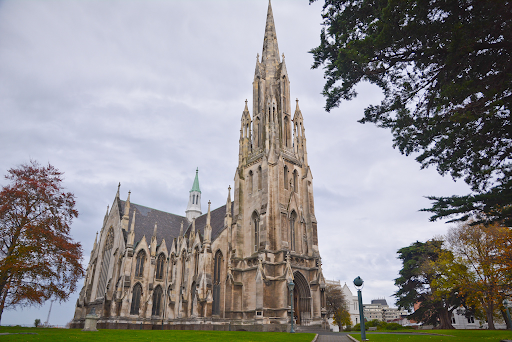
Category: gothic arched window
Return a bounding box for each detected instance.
[194,248,200,276]
[284,116,290,147]
[290,211,297,251]
[97,228,114,298]
[212,250,223,315]
[249,170,254,193]
[181,250,187,288]
[284,165,289,190]
[258,166,262,190]
[252,211,259,252]
[130,283,142,315]
[135,250,146,278]
[155,253,165,280]
[169,255,175,283]
[152,285,163,316]
[293,170,298,193]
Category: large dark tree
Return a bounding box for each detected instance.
[394,240,462,329]
[0,161,84,323]
[309,0,512,225]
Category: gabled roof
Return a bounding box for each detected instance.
[185,202,234,241]
[120,200,186,246]
[119,200,232,248]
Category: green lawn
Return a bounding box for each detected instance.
[348,329,512,342]
[0,327,315,342]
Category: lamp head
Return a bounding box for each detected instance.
[353,276,364,288]
[288,280,295,292]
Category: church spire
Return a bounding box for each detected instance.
[186,168,202,221]
[261,0,280,71]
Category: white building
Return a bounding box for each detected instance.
[363,299,408,323]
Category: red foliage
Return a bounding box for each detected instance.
[0,161,84,323]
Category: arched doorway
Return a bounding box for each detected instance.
[293,271,312,326]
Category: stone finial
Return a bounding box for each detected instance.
[180,220,184,237]
[153,222,158,237]
[116,182,121,198]
[206,200,211,226]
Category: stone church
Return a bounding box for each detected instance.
[72,1,327,331]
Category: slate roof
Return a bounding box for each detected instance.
[118,200,233,248]
[184,202,234,241]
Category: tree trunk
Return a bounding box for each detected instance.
[486,306,495,329]
[438,308,455,329]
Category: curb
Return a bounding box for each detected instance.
[347,334,359,342]
[311,333,319,342]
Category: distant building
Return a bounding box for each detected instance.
[363,299,408,323]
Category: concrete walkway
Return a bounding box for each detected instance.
[316,334,353,342]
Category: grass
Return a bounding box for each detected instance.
[0,326,315,342]
[348,329,512,342]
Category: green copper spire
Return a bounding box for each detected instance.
[190,168,201,193]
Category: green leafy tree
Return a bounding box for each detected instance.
[394,240,462,329]
[441,222,512,329]
[34,318,41,328]
[0,161,84,324]
[332,307,352,330]
[309,0,512,226]
[325,283,350,330]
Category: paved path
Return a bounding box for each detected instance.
[316,334,352,342]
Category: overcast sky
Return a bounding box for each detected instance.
[0,0,471,327]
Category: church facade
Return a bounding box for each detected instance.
[72,1,326,331]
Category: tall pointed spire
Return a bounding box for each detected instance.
[261,0,280,69]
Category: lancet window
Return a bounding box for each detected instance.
[130,283,142,315]
[258,166,262,190]
[155,253,165,280]
[212,250,223,315]
[284,165,288,190]
[293,170,298,193]
[290,211,297,251]
[249,170,254,193]
[135,250,146,278]
[152,285,163,316]
[252,211,259,252]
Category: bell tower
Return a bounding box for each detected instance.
[186,168,202,221]
[233,0,318,259]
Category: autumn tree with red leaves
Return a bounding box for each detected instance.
[0,161,84,323]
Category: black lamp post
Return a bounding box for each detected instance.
[354,276,367,341]
[288,280,295,333]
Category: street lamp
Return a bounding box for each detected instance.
[354,276,367,341]
[503,299,512,331]
[288,280,295,333]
